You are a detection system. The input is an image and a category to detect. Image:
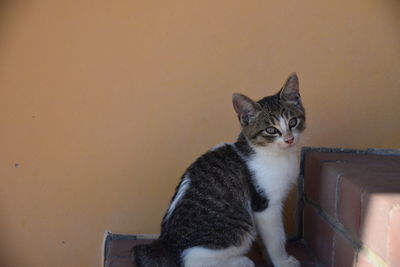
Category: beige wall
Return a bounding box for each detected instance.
[1,0,400,266]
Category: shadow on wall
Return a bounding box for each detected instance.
[0,0,20,34]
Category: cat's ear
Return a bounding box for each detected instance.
[279,72,301,104]
[232,94,261,125]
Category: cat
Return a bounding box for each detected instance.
[133,73,305,267]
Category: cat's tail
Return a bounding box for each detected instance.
[132,240,177,267]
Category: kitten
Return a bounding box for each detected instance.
[133,73,305,267]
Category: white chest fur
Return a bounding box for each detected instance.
[248,147,300,205]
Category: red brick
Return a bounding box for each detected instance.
[356,251,375,267]
[304,152,353,203]
[388,206,400,266]
[359,181,400,261]
[316,163,341,217]
[304,152,399,218]
[315,161,380,218]
[303,204,334,265]
[304,152,325,203]
[337,175,362,236]
[107,239,153,258]
[333,232,357,267]
[337,166,398,237]
[105,257,134,267]
[107,239,317,267]
[329,161,400,238]
[303,151,400,266]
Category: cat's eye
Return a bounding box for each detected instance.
[289,118,298,128]
[264,127,279,135]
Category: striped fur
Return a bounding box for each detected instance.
[133,73,305,267]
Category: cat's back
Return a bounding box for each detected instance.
[159,143,256,255]
[174,142,269,215]
[187,143,250,185]
[163,143,252,225]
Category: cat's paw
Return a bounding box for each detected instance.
[275,256,300,267]
[226,256,255,267]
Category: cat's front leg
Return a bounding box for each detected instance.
[254,204,300,267]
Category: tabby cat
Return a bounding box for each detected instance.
[133,73,305,267]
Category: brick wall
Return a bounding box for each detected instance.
[302,151,400,267]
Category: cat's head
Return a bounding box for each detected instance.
[233,73,305,150]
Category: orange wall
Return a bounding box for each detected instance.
[1,0,400,266]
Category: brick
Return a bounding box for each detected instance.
[388,206,400,266]
[106,239,317,267]
[303,204,334,265]
[105,257,134,267]
[337,174,363,237]
[325,161,400,239]
[333,232,357,267]
[303,152,357,203]
[303,151,400,266]
[315,163,340,217]
[107,239,154,258]
[304,152,325,203]
[356,251,375,267]
[332,160,400,219]
[304,152,399,218]
[359,181,400,261]
[338,170,398,237]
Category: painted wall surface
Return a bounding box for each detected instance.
[1,0,400,266]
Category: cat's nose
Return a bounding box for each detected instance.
[284,136,294,144]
